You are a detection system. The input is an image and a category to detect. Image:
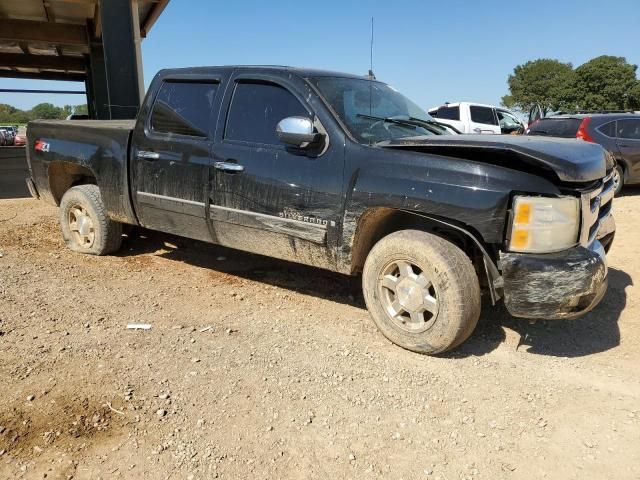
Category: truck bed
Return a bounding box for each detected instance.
[26,119,137,224]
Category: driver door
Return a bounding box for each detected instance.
[496,109,525,135]
[208,72,344,268]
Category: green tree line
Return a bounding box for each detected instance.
[0,103,88,124]
[502,55,640,114]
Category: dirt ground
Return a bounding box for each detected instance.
[0,192,639,480]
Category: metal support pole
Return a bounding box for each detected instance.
[100,0,143,119]
[87,40,110,119]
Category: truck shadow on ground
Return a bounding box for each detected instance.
[119,229,631,359]
[453,267,631,358]
[118,228,364,307]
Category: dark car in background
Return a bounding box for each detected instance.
[527,113,640,194]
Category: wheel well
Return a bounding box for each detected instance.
[617,161,628,180]
[48,162,97,205]
[349,208,488,282]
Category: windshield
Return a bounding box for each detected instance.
[309,76,447,144]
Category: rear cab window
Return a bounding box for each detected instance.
[224,81,310,146]
[150,80,219,137]
[528,118,582,138]
[469,106,497,125]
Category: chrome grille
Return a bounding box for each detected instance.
[580,170,615,246]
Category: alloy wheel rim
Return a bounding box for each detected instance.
[378,259,438,333]
[68,205,95,248]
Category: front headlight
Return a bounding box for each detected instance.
[509,195,580,253]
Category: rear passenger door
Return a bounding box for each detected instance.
[208,71,344,268]
[468,106,500,134]
[616,119,640,181]
[130,75,223,241]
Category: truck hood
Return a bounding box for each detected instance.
[378,135,612,183]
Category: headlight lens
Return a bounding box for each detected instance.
[509,195,580,253]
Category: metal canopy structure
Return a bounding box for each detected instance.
[0,0,169,119]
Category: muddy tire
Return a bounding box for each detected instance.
[362,230,481,355]
[59,184,122,255]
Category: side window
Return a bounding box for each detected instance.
[225,81,309,145]
[497,110,521,128]
[470,106,498,125]
[617,119,640,140]
[150,81,219,137]
[597,121,617,138]
[436,106,460,120]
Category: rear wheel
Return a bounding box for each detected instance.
[59,184,122,255]
[613,165,624,196]
[362,230,481,355]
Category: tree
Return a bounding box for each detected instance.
[502,59,574,114]
[572,56,638,110]
[628,82,640,110]
[73,104,88,115]
[30,103,64,120]
[62,105,74,118]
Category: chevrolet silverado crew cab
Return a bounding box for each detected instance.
[25,66,616,354]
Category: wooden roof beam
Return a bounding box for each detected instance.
[0,19,88,46]
[141,0,169,37]
[0,52,86,71]
[0,70,86,81]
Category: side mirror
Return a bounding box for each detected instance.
[276,116,324,148]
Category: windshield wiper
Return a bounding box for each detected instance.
[356,114,420,129]
[407,116,462,134]
[356,114,460,136]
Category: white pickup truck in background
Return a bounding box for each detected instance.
[428,102,526,135]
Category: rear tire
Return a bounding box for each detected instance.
[613,165,624,196]
[59,184,122,255]
[362,230,481,355]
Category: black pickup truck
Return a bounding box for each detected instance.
[25,66,616,354]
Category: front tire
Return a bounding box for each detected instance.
[59,184,122,255]
[362,230,481,355]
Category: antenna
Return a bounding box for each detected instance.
[368,16,375,145]
[369,17,374,78]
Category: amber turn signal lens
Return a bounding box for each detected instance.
[514,202,531,224]
[511,229,529,249]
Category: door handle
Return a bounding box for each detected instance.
[473,128,482,133]
[214,161,244,173]
[137,150,160,160]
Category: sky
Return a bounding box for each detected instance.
[1,0,639,112]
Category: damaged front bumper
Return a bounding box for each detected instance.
[499,215,615,320]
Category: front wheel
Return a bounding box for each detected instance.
[362,230,481,355]
[59,184,122,255]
